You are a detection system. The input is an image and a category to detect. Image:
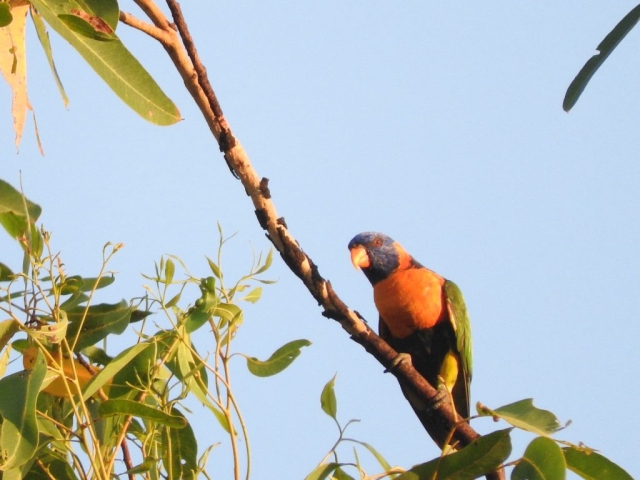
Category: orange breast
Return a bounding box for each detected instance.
[373,268,445,338]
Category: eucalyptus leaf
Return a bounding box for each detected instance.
[246,339,311,377]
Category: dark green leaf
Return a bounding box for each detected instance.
[0,349,46,470]
[0,179,42,223]
[0,3,13,27]
[480,399,562,436]
[320,374,338,419]
[564,5,640,111]
[81,345,112,366]
[23,447,78,479]
[99,399,188,428]
[65,300,133,351]
[563,447,633,480]
[246,339,311,377]
[161,408,198,480]
[396,428,512,480]
[512,437,566,480]
[130,309,153,323]
[58,14,114,41]
[0,261,13,281]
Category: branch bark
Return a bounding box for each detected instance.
[129,2,506,479]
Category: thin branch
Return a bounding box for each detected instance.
[119,11,171,45]
[131,2,506,479]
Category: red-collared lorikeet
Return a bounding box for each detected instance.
[348,232,472,449]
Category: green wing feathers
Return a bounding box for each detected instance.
[443,279,473,394]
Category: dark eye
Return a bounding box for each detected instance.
[373,237,383,247]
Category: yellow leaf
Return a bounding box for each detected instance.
[0,4,30,151]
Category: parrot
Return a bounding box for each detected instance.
[348,231,472,449]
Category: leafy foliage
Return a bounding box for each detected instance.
[0,181,309,479]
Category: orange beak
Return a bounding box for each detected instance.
[350,245,370,269]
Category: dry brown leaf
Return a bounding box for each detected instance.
[0,4,30,151]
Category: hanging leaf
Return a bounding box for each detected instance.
[563,447,633,480]
[99,399,188,428]
[29,0,181,125]
[0,4,31,150]
[512,437,566,480]
[0,348,46,470]
[478,399,563,436]
[320,374,338,420]
[30,6,68,107]
[161,408,198,480]
[245,339,311,377]
[65,300,134,351]
[396,429,512,480]
[564,5,640,111]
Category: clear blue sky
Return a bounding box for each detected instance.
[2,2,639,478]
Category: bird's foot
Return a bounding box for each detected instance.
[424,383,449,413]
[384,352,412,373]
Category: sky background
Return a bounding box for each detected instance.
[1,1,639,478]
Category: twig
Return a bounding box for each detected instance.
[119,11,171,44]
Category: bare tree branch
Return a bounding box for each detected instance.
[124,2,506,479]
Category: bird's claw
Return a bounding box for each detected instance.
[384,352,412,373]
[425,381,450,413]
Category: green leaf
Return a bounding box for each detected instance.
[58,14,115,41]
[564,5,640,112]
[82,342,151,400]
[23,447,78,479]
[31,6,69,108]
[0,261,14,281]
[351,440,393,474]
[320,374,338,419]
[0,318,21,352]
[305,462,341,480]
[0,180,42,260]
[65,300,133,351]
[512,437,566,480]
[161,408,198,480]
[333,467,356,480]
[479,399,562,436]
[164,258,175,285]
[58,275,115,294]
[245,339,311,377]
[206,256,222,279]
[255,249,273,274]
[183,279,220,333]
[0,3,12,27]
[29,0,180,125]
[396,428,512,480]
[243,286,262,303]
[0,349,46,470]
[126,456,157,475]
[0,179,41,223]
[99,399,188,428]
[563,447,633,480]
